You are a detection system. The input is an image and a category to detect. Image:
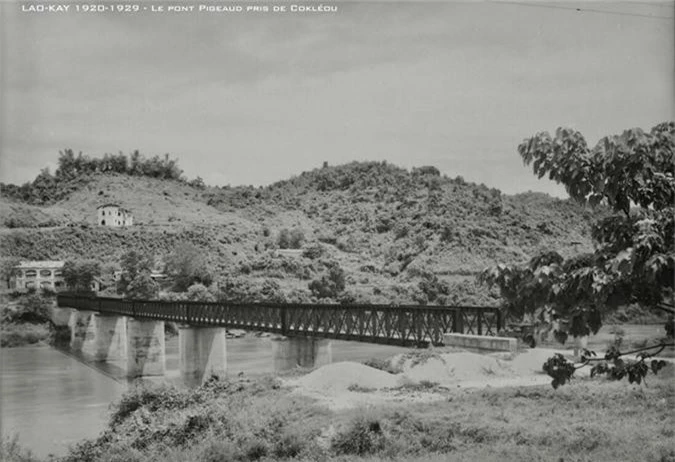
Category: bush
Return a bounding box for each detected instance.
[0,435,41,462]
[309,264,346,299]
[0,323,51,347]
[199,440,240,462]
[3,293,52,324]
[302,243,325,259]
[331,415,386,456]
[185,283,216,302]
[278,228,305,249]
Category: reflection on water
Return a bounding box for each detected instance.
[1,346,125,458]
[1,336,407,458]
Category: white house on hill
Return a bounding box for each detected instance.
[97,203,133,227]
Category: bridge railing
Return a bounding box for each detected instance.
[56,293,502,346]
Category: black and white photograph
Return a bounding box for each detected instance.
[0,0,673,460]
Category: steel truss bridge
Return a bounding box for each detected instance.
[57,294,503,347]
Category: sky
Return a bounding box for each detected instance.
[1,1,673,197]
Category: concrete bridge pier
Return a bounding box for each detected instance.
[179,326,227,387]
[68,310,96,353]
[272,336,332,372]
[126,319,166,378]
[82,314,127,362]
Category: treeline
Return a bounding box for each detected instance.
[0,149,198,205]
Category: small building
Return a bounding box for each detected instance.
[12,261,65,291]
[97,203,133,227]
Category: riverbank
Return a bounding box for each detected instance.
[0,322,51,348]
[4,347,674,462]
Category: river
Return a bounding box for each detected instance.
[1,336,408,458]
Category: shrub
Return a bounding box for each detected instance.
[185,283,216,302]
[199,440,240,462]
[277,229,291,249]
[4,293,52,324]
[302,243,325,259]
[165,243,214,292]
[0,435,41,462]
[331,415,386,456]
[309,264,346,299]
[289,229,305,249]
[0,323,51,347]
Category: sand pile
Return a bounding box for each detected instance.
[290,361,400,393]
[394,352,517,386]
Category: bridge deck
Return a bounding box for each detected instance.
[57,294,502,347]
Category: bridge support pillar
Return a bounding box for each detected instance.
[126,319,165,378]
[179,326,227,387]
[83,314,127,361]
[69,310,95,353]
[271,336,332,372]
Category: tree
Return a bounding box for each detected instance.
[165,243,213,292]
[117,250,155,297]
[125,272,158,299]
[480,122,674,387]
[309,263,346,299]
[185,283,216,302]
[0,257,20,289]
[62,260,101,292]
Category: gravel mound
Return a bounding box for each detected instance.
[291,361,400,393]
[395,352,517,385]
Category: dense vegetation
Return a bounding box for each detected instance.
[1,150,597,306]
[481,121,674,387]
[0,149,190,205]
[0,292,54,347]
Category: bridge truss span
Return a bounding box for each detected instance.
[57,294,503,346]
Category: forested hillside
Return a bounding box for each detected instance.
[0,151,598,305]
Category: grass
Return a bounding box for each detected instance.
[1,323,51,348]
[40,362,675,462]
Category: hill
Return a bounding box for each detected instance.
[0,161,597,305]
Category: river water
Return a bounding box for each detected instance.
[1,336,407,458]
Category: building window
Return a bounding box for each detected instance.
[25,270,37,278]
[25,281,36,289]
[40,270,52,277]
[40,281,52,289]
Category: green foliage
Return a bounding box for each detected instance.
[0,150,186,205]
[185,283,216,302]
[482,122,674,344]
[0,435,41,462]
[0,323,51,348]
[2,205,62,228]
[165,243,213,292]
[542,353,577,389]
[302,242,326,259]
[62,259,101,292]
[309,263,346,299]
[117,250,155,297]
[0,257,20,288]
[331,415,386,456]
[277,228,305,249]
[8,293,52,323]
[126,272,159,299]
[417,271,450,305]
[540,343,672,389]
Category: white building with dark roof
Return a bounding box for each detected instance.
[97,203,133,227]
